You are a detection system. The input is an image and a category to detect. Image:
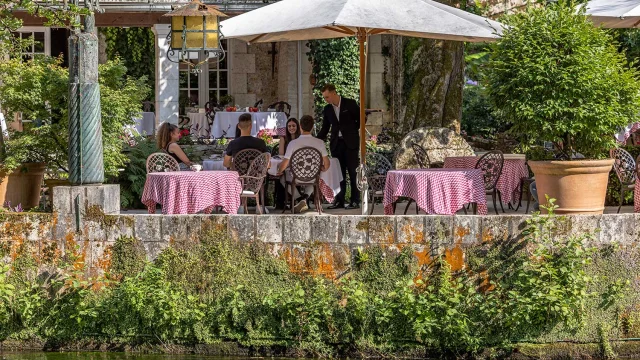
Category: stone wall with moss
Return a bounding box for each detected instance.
[1,211,640,356]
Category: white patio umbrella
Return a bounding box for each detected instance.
[583,0,640,28]
[221,0,503,213]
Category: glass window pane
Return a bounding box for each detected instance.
[219,54,227,70]
[208,90,218,105]
[179,71,188,88]
[189,91,199,106]
[208,71,217,89]
[22,54,32,62]
[219,89,228,98]
[219,71,228,89]
[189,71,198,88]
[207,56,218,69]
[179,62,190,71]
[33,32,44,53]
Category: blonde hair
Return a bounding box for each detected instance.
[157,122,179,151]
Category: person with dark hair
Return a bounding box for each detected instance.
[279,118,301,156]
[277,115,330,213]
[157,122,193,168]
[316,83,361,209]
[235,124,241,138]
[223,113,268,168]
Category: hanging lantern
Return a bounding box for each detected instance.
[164,0,227,69]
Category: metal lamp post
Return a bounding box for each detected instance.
[164,0,228,72]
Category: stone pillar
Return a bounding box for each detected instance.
[366,35,387,111]
[153,24,179,126]
[277,42,299,117]
[97,30,107,65]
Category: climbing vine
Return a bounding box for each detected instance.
[102,27,155,100]
[307,38,359,120]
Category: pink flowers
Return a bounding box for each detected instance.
[257,129,273,145]
[180,129,190,137]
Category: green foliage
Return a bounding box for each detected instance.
[101,28,155,100]
[0,216,625,356]
[0,57,150,177]
[307,38,360,120]
[485,2,640,159]
[118,137,159,208]
[462,84,510,138]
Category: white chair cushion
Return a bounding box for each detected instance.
[242,190,255,195]
[375,190,383,195]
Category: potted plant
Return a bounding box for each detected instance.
[485,2,640,214]
[0,57,150,209]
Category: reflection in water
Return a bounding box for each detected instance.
[0,353,259,360]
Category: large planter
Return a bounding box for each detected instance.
[0,162,46,210]
[529,159,614,215]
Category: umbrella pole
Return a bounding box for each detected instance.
[357,29,368,215]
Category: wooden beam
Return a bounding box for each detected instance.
[247,33,267,44]
[336,25,356,35]
[368,28,388,35]
[322,26,354,36]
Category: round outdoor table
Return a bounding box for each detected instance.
[141,171,242,215]
[383,169,488,215]
[188,113,210,138]
[444,155,528,206]
[203,159,226,171]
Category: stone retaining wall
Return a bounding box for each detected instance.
[0,212,633,278]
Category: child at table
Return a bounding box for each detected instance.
[157,122,193,169]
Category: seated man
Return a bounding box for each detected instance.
[223,113,269,168]
[277,115,330,213]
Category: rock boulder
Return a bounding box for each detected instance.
[395,127,474,169]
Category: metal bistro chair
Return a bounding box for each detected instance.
[240,153,270,215]
[366,153,393,215]
[232,148,262,176]
[146,152,179,173]
[611,148,636,213]
[284,147,323,215]
[475,150,505,215]
[267,101,292,118]
[204,99,217,126]
[404,143,432,214]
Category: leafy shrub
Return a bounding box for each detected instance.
[485,2,640,159]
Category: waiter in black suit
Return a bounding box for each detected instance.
[316,84,360,209]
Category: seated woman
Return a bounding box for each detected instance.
[279,118,301,156]
[157,122,193,169]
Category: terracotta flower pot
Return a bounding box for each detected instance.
[529,159,614,215]
[0,162,46,210]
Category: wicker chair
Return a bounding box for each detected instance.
[284,147,323,215]
[240,153,270,215]
[366,153,393,215]
[611,148,636,213]
[146,153,179,173]
[267,101,292,118]
[142,101,154,112]
[476,150,505,215]
[232,148,263,176]
[403,143,432,214]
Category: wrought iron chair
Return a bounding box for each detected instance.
[366,153,393,215]
[611,148,636,213]
[412,143,431,169]
[267,101,292,118]
[476,150,505,215]
[403,143,432,214]
[231,148,263,176]
[240,153,270,215]
[204,99,217,125]
[146,152,180,173]
[284,147,323,215]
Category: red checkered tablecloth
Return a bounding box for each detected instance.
[444,156,528,206]
[141,171,242,215]
[383,169,488,215]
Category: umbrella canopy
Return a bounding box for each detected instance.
[583,0,640,28]
[220,0,503,43]
[220,0,503,213]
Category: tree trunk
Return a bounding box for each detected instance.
[394,37,464,135]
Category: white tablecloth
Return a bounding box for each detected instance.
[189,113,210,138]
[132,112,155,136]
[212,112,287,138]
[203,159,226,171]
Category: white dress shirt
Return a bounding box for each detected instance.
[332,97,342,137]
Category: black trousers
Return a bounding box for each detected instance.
[333,138,360,204]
